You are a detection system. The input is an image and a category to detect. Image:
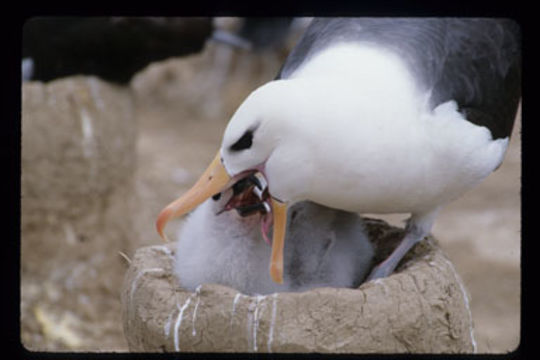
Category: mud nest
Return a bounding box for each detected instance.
[121,218,476,353]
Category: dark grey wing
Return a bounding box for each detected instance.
[276,18,521,140]
[275,18,332,80]
[275,18,444,80]
[425,19,521,140]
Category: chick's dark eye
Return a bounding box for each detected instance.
[230,130,253,151]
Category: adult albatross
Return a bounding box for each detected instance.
[156,18,521,283]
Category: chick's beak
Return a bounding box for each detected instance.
[156,151,230,241]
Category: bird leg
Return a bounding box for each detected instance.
[366,208,440,281]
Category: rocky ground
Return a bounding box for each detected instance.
[21,38,521,353]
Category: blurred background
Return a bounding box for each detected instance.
[20,17,520,352]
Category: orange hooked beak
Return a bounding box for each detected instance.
[156,152,230,241]
[155,151,289,284]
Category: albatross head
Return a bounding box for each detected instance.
[220,81,286,176]
[156,80,300,284]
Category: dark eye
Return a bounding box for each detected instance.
[230,130,253,151]
[212,193,221,201]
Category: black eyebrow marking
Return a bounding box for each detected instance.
[230,130,253,151]
[229,121,261,152]
[229,123,260,152]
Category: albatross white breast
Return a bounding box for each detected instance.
[157,18,521,283]
[239,75,510,214]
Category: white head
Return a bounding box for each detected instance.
[220,80,293,179]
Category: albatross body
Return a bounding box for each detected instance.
[157,18,521,282]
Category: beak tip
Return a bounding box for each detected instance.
[270,263,284,284]
[156,226,167,242]
[156,208,172,242]
[156,227,171,243]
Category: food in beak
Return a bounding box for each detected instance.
[218,173,271,217]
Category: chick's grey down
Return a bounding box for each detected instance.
[174,190,374,295]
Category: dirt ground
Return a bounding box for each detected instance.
[21,37,521,353]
